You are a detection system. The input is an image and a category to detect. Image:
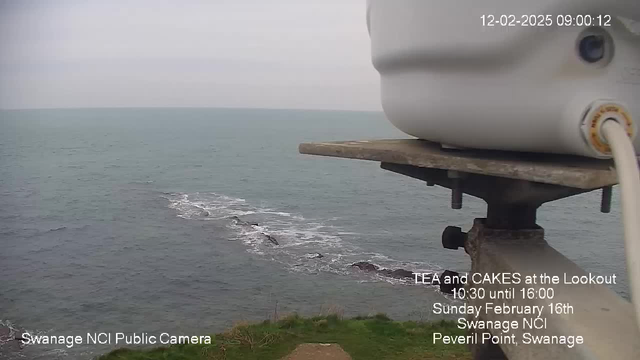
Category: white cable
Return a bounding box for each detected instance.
[601,119,640,331]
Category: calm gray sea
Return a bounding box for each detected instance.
[0,108,629,359]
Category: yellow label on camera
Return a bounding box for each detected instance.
[587,104,633,154]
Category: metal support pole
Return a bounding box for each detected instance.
[298,138,634,360]
[485,203,538,230]
[464,219,640,360]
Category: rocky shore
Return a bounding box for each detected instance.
[350,261,464,294]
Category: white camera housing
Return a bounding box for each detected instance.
[367,0,640,158]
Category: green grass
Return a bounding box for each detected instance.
[97,314,471,360]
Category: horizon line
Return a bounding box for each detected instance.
[0,105,384,113]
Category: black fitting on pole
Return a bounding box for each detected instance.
[448,170,463,209]
[442,226,467,250]
[600,186,612,213]
[451,178,463,209]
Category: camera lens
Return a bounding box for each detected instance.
[578,35,606,63]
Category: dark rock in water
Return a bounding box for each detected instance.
[230,216,275,244]
[376,269,391,276]
[435,270,465,294]
[376,269,415,279]
[230,216,256,227]
[350,262,428,281]
[389,269,415,279]
[263,233,279,245]
[351,261,379,272]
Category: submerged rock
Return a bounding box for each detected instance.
[388,269,415,279]
[376,268,416,279]
[230,216,258,226]
[349,262,464,293]
[350,262,416,279]
[264,233,279,246]
[350,262,447,283]
[230,216,276,245]
[351,261,379,272]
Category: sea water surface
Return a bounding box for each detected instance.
[0,108,628,359]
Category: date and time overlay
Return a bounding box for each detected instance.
[481,14,612,27]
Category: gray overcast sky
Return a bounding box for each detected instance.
[0,0,381,110]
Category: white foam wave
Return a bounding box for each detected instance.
[0,319,18,346]
[166,193,253,220]
[164,192,441,284]
[0,319,60,359]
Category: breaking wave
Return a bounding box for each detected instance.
[164,192,441,284]
[0,319,63,360]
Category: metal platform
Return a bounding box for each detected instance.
[300,139,618,228]
[299,138,639,360]
[299,139,616,189]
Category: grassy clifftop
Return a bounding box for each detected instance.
[98,314,471,360]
